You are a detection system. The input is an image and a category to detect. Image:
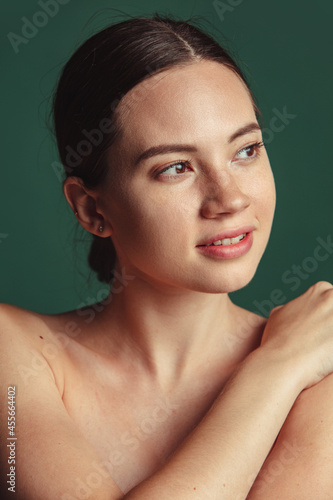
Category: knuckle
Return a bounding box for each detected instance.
[270,305,283,315]
[317,280,332,288]
[322,287,333,302]
[310,281,332,293]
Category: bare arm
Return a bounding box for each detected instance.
[247,371,333,499]
[0,305,123,500]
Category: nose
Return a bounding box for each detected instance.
[200,170,250,219]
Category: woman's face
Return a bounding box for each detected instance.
[98,60,276,293]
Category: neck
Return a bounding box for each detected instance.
[93,266,248,388]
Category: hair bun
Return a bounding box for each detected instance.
[88,236,115,284]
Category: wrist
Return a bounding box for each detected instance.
[247,345,308,395]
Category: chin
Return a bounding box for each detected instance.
[199,276,254,294]
[180,264,258,295]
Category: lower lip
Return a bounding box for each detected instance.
[196,232,253,259]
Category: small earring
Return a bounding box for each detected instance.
[74,210,78,216]
[98,225,104,233]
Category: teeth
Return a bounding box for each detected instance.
[209,233,246,246]
[231,234,246,244]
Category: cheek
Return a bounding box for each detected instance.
[248,165,276,221]
[263,171,276,221]
[108,186,194,259]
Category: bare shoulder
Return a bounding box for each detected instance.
[0,301,90,354]
[228,301,267,354]
[0,302,123,500]
[0,302,72,381]
[248,373,333,499]
[0,301,65,343]
[0,303,48,358]
[0,301,39,324]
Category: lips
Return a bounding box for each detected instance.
[196,231,254,259]
[196,226,256,247]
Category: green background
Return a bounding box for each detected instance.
[1,0,332,314]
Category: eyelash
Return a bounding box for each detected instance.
[156,141,265,179]
[235,141,265,160]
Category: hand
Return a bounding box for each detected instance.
[260,281,333,389]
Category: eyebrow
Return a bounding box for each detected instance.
[134,122,261,166]
[228,122,261,143]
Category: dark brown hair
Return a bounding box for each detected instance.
[52,14,260,284]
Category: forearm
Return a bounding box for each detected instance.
[124,348,306,500]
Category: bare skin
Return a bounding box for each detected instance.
[20,301,266,492]
[2,291,333,499]
[1,61,333,499]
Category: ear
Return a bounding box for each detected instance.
[62,177,112,237]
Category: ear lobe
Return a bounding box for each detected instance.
[62,177,112,237]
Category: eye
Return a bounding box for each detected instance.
[157,160,193,178]
[234,141,265,161]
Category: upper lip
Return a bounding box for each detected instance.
[196,226,256,246]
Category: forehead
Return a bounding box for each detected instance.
[114,60,257,154]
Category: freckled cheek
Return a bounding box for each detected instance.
[248,170,276,226]
[109,191,194,253]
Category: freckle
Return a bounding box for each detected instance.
[223,484,226,487]
[39,336,44,339]
[193,487,196,490]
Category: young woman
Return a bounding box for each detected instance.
[1,15,333,500]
